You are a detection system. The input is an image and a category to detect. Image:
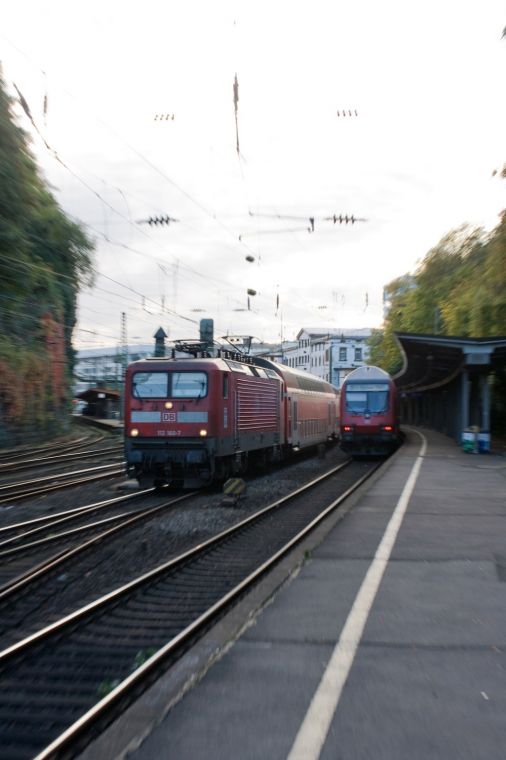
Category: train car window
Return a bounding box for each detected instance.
[346,383,389,413]
[367,391,389,413]
[132,372,168,398]
[223,373,229,398]
[172,372,208,398]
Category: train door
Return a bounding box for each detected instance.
[222,372,230,432]
[286,396,292,439]
[292,399,298,446]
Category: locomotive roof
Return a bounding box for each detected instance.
[127,355,338,394]
[343,365,391,383]
[253,357,338,394]
[127,356,233,371]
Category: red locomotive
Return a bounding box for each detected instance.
[339,365,400,455]
[124,352,339,488]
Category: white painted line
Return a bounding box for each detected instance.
[287,431,427,760]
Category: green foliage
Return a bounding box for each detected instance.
[0,68,94,437]
[368,326,404,376]
[369,217,506,375]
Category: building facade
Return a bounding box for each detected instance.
[73,329,372,398]
[281,328,371,388]
[74,344,154,396]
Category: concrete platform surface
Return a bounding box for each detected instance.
[82,428,506,760]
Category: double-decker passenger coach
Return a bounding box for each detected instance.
[339,365,400,455]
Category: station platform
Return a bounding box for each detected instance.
[84,428,506,760]
[74,415,123,433]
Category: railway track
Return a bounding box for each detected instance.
[0,433,105,464]
[0,444,122,475]
[0,489,156,585]
[0,462,125,505]
[0,457,380,759]
[0,490,197,641]
[0,489,155,547]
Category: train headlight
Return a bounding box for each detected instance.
[381,425,393,432]
[130,428,139,437]
[199,429,208,437]
[164,401,173,409]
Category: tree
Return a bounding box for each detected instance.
[0,69,94,441]
[369,219,506,374]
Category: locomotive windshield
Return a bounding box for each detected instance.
[132,371,207,398]
[172,372,207,398]
[345,382,389,413]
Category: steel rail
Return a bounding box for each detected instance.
[0,462,123,495]
[0,464,125,505]
[0,489,153,541]
[0,457,384,759]
[0,491,197,603]
[0,434,97,463]
[0,444,122,473]
[0,460,354,659]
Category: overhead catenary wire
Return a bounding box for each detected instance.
[247,211,368,233]
[3,33,366,341]
[0,300,119,343]
[0,251,206,334]
[4,105,259,314]
[2,34,259,257]
[5,37,300,326]
[86,225,254,312]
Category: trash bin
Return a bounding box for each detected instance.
[462,427,479,453]
[478,432,490,453]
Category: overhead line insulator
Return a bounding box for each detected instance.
[136,215,180,226]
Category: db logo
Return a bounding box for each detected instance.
[162,412,176,422]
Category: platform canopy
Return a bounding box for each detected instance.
[76,388,120,401]
[394,333,506,391]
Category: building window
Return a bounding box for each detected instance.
[355,348,362,361]
[339,347,347,361]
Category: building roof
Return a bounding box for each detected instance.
[76,344,154,360]
[296,327,372,340]
[77,388,121,400]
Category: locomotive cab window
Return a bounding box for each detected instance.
[132,372,168,398]
[132,371,207,399]
[172,372,207,398]
[345,383,389,413]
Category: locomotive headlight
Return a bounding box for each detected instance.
[199,429,208,437]
[164,401,173,409]
[130,428,139,437]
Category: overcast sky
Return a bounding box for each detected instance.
[2,0,505,349]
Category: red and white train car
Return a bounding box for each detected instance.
[339,365,400,455]
[124,353,339,487]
